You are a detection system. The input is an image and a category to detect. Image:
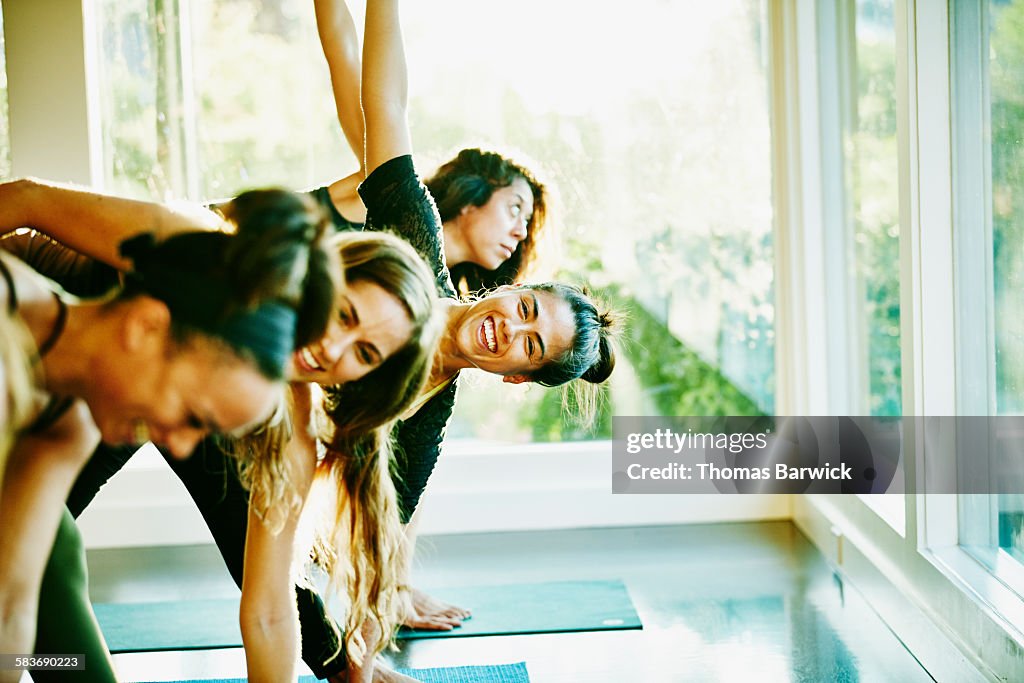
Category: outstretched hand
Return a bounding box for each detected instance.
[403,587,471,631]
[328,657,424,683]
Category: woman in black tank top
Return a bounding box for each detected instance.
[311,0,551,299]
[0,190,338,677]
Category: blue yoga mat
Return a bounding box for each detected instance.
[131,661,529,683]
[96,580,640,652]
[400,579,642,640]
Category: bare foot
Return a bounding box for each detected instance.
[402,586,472,631]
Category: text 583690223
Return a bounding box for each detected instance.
[0,654,85,671]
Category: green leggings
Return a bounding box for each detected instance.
[33,509,117,682]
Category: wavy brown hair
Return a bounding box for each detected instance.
[426,148,550,295]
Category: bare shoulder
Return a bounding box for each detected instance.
[0,250,60,306]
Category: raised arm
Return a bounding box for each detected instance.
[355,0,452,296]
[315,0,365,170]
[0,178,223,271]
[361,0,411,175]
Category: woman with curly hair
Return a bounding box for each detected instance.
[311,0,552,297]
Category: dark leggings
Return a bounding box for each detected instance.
[33,510,117,682]
[50,440,346,679]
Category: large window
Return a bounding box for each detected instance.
[95,0,348,200]
[847,0,901,417]
[955,0,1024,588]
[989,0,1024,417]
[820,0,902,418]
[95,0,777,445]
[834,0,904,530]
[412,0,776,443]
[988,0,1024,572]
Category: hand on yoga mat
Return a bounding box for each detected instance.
[403,587,472,631]
[328,656,424,683]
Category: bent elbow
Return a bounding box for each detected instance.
[239,598,296,643]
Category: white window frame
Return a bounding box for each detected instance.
[791,0,1024,679]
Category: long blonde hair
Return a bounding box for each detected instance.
[236,230,442,665]
[0,312,36,465]
[309,424,407,666]
[314,231,442,665]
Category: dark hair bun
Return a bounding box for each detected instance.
[221,189,337,349]
[582,331,615,384]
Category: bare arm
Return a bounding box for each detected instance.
[239,386,317,683]
[315,0,365,170]
[361,0,412,175]
[0,400,99,676]
[0,178,224,271]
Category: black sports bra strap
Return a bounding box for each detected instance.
[24,395,75,434]
[35,293,68,358]
[0,255,67,357]
[0,257,17,313]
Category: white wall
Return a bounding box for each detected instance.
[77,442,791,548]
[2,0,101,184]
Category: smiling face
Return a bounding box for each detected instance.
[87,301,280,458]
[452,288,576,380]
[454,177,534,271]
[288,278,414,385]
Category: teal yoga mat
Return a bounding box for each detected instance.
[399,579,642,640]
[96,579,640,652]
[131,662,529,683]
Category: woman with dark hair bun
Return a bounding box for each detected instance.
[0,188,338,680]
[0,176,441,681]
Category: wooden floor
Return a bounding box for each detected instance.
[80,522,943,682]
